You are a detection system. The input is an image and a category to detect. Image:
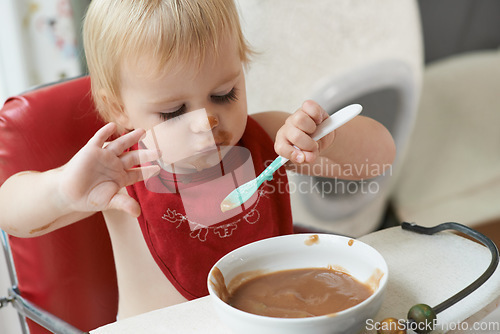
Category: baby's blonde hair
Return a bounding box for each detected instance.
[83,0,253,123]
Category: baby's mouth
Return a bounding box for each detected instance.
[197,144,218,154]
[214,130,233,147]
[196,132,232,154]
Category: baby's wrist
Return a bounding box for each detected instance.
[52,167,78,215]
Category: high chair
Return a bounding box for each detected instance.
[0,77,119,333]
[0,75,319,334]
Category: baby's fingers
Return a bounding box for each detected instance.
[105,128,146,156]
[290,146,317,164]
[275,137,317,164]
[126,165,161,185]
[121,149,161,169]
[301,100,329,125]
[88,123,118,147]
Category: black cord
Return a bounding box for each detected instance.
[401,222,499,314]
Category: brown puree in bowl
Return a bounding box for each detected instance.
[226,267,373,318]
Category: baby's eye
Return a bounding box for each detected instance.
[160,105,186,121]
[211,88,238,104]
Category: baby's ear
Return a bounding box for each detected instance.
[112,109,133,132]
[100,90,133,131]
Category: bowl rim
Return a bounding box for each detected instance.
[207,233,388,322]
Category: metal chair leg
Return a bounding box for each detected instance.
[1,230,86,334]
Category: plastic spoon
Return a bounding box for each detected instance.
[220,104,363,212]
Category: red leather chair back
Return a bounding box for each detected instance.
[0,77,118,333]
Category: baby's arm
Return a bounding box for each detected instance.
[252,100,396,179]
[0,123,159,237]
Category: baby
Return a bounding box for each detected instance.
[0,0,395,319]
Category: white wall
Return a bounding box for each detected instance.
[0,0,31,104]
[0,0,28,331]
[0,51,7,105]
[0,0,83,104]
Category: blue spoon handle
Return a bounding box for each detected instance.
[255,156,289,185]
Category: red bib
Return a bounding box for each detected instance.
[126,116,293,300]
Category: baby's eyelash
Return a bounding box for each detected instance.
[211,88,238,104]
[160,104,186,121]
[159,88,238,121]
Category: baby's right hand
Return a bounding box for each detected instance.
[57,123,160,217]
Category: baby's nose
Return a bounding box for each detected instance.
[191,113,219,133]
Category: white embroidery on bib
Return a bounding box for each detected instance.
[161,184,269,241]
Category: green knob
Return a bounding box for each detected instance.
[407,304,436,334]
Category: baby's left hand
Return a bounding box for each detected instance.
[274,100,335,164]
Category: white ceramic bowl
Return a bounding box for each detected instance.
[207,233,388,334]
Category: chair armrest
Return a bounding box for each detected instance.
[7,287,86,334]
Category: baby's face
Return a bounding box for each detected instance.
[118,36,248,172]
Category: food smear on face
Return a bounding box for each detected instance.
[207,115,219,129]
[214,130,233,145]
[227,267,373,318]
